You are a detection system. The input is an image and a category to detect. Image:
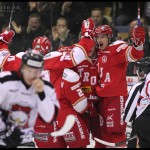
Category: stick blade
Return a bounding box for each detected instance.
[94,137,115,147]
[50,114,76,137]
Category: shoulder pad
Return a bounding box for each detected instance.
[0,50,9,56]
[16,52,25,59]
[110,40,126,46]
[57,46,72,52]
[0,71,12,78]
[62,68,80,82]
[44,51,62,59]
[0,50,10,66]
[146,72,150,80]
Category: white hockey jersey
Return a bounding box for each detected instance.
[0,71,59,146]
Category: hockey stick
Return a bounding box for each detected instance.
[137,2,140,26]
[94,134,137,147]
[23,114,76,138]
[8,2,15,30]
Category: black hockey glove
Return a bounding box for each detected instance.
[0,124,23,148]
[0,108,8,123]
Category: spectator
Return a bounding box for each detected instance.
[125,18,150,76]
[0,2,19,27]
[91,8,109,27]
[114,2,145,26]
[48,17,78,51]
[0,2,37,54]
[90,8,118,41]
[59,2,89,35]
[86,2,113,14]
[8,22,25,54]
[22,13,46,51]
[36,2,62,29]
[144,2,150,25]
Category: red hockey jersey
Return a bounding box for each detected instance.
[96,40,144,97]
[73,58,98,102]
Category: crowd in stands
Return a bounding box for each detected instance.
[0,2,150,75]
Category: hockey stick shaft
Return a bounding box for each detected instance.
[137,2,140,26]
[8,2,15,29]
[115,134,137,147]
[22,114,76,138]
[94,134,137,147]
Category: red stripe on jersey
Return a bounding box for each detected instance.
[11,104,31,114]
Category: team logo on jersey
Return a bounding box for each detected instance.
[53,121,58,143]
[106,114,114,128]
[34,132,48,142]
[102,55,107,64]
[75,116,85,139]
[81,86,92,93]
[8,111,28,128]
[120,96,124,125]
[64,132,76,142]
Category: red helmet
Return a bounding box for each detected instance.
[95,25,113,39]
[81,18,95,40]
[32,36,51,55]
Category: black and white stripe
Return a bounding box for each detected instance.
[124,81,145,123]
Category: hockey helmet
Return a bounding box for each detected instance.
[32,36,51,55]
[95,25,113,39]
[135,57,150,68]
[22,49,44,69]
[135,57,150,76]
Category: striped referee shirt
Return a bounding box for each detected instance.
[124,81,145,123]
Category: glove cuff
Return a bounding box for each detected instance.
[133,43,143,51]
[78,37,96,54]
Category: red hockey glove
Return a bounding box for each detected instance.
[86,101,98,118]
[77,37,96,54]
[81,18,95,41]
[131,25,145,47]
[0,30,15,44]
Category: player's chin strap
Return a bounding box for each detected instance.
[22,114,76,138]
[94,134,137,147]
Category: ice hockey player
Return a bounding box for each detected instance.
[0,49,59,148]
[58,40,99,147]
[0,18,97,148]
[0,29,15,69]
[94,24,145,148]
[0,18,96,73]
[32,36,91,148]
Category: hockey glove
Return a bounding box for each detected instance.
[81,18,96,41]
[0,124,23,148]
[0,30,15,44]
[77,37,96,55]
[86,101,98,118]
[0,108,8,123]
[131,25,145,47]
